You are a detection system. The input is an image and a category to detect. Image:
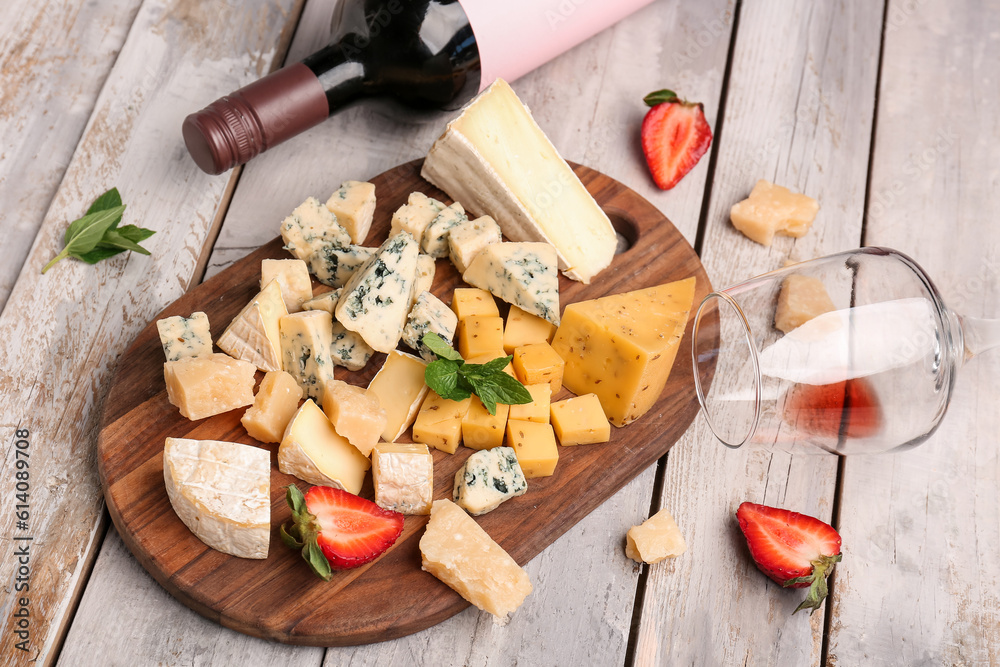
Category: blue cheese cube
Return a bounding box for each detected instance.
[335,231,420,353]
[278,310,337,402]
[390,192,445,241]
[301,289,341,315]
[308,243,375,289]
[463,242,560,325]
[325,180,376,244]
[280,197,351,262]
[448,215,502,274]
[412,253,436,306]
[453,447,528,515]
[156,312,213,362]
[331,321,374,371]
[421,202,468,258]
[403,291,458,361]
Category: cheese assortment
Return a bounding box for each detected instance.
[163,437,270,559]
[156,311,213,362]
[151,91,702,628]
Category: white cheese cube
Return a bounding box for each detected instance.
[261,258,312,313]
[157,311,213,362]
[390,191,444,240]
[367,350,429,442]
[421,202,467,258]
[372,442,434,515]
[326,180,376,244]
[625,508,687,564]
[301,289,341,315]
[280,196,351,261]
[448,215,502,274]
[412,253,436,307]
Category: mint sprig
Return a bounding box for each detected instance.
[421,333,532,415]
[41,187,155,274]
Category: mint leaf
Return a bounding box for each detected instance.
[85,187,123,216]
[62,206,125,253]
[425,359,471,401]
[422,333,464,362]
[74,246,127,265]
[464,355,512,378]
[114,224,156,243]
[101,229,152,255]
[463,371,533,415]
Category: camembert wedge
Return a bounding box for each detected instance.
[278,399,371,493]
[163,437,270,559]
[422,78,616,283]
[216,279,287,372]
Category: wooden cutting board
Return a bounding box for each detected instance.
[97,159,712,646]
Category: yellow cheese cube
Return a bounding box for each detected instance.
[164,353,256,421]
[625,508,687,564]
[730,180,819,246]
[508,384,551,424]
[511,342,564,394]
[372,442,434,515]
[241,370,303,443]
[503,305,556,354]
[412,391,471,454]
[451,287,499,320]
[505,420,558,478]
[462,396,510,450]
[457,315,504,359]
[773,274,836,333]
[419,499,532,618]
[278,400,371,493]
[550,394,610,445]
[367,350,429,441]
[321,380,388,457]
[551,277,695,427]
[325,180,376,244]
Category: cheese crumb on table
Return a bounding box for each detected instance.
[773,274,836,333]
[625,508,687,564]
[730,180,819,246]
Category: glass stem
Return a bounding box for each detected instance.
[957,313,1000,362]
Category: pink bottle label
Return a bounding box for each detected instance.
[460,0,658,90]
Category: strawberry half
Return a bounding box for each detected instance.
[736,502,842,614]
[281,485,404,580]
[641,89,713,190]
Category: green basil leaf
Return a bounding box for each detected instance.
[421,333,464,362]
[114,224,156,243]
[100,229,152,255]
[74,246,126,265]
[85,187,123,216]
[62,205,126,253]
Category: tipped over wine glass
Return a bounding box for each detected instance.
[691,247,1000,455]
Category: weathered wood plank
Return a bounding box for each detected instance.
[0,0,301,664]
[0,0,144,315]
[828,0,1000,663]
[633,1,884,664]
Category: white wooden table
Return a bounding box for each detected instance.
[2,0,998,664]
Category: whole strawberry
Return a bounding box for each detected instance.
[640,89,713,190]
[736,502,842,614]
[281,484,404,580]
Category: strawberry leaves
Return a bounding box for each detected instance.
[41,187,155,273]
[280,485,333,581]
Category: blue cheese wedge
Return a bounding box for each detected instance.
[463,242,560,325]
[163,437,270,559]
[335,231,420,353]
[278,310,337,402]
[216,279,287,371]
[325,180,376,244]
[261,258,312,313]
[157,312,213,362]
[421,202,468,258]
[331,321,374,371]
[372,442,434,515]
[448,215,502,274]
[391,192,445,240]
[421,79,615,284]
[302,289,341,315]
[309,243,375,289]
[402,291,458,361]
[280,196,351,262]
[453,446,528,516]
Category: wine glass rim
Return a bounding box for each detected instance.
[692,290,761,449]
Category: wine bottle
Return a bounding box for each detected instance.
[183,0,656,174]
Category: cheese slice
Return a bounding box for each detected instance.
[421,78,615,283]
[156,311,213,362]
[335,231,420,353]
[164,353,256,421]
[551,277,696,426]
[420,499,532,619]
[261,258,312,313]
[326,180,376,244]
[463,242,560,325]
[163,437,270,559]
[216,279,287,372]
[367,350,429,441]
[278,399,371,493]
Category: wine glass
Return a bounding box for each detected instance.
[691,247,1000,455]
